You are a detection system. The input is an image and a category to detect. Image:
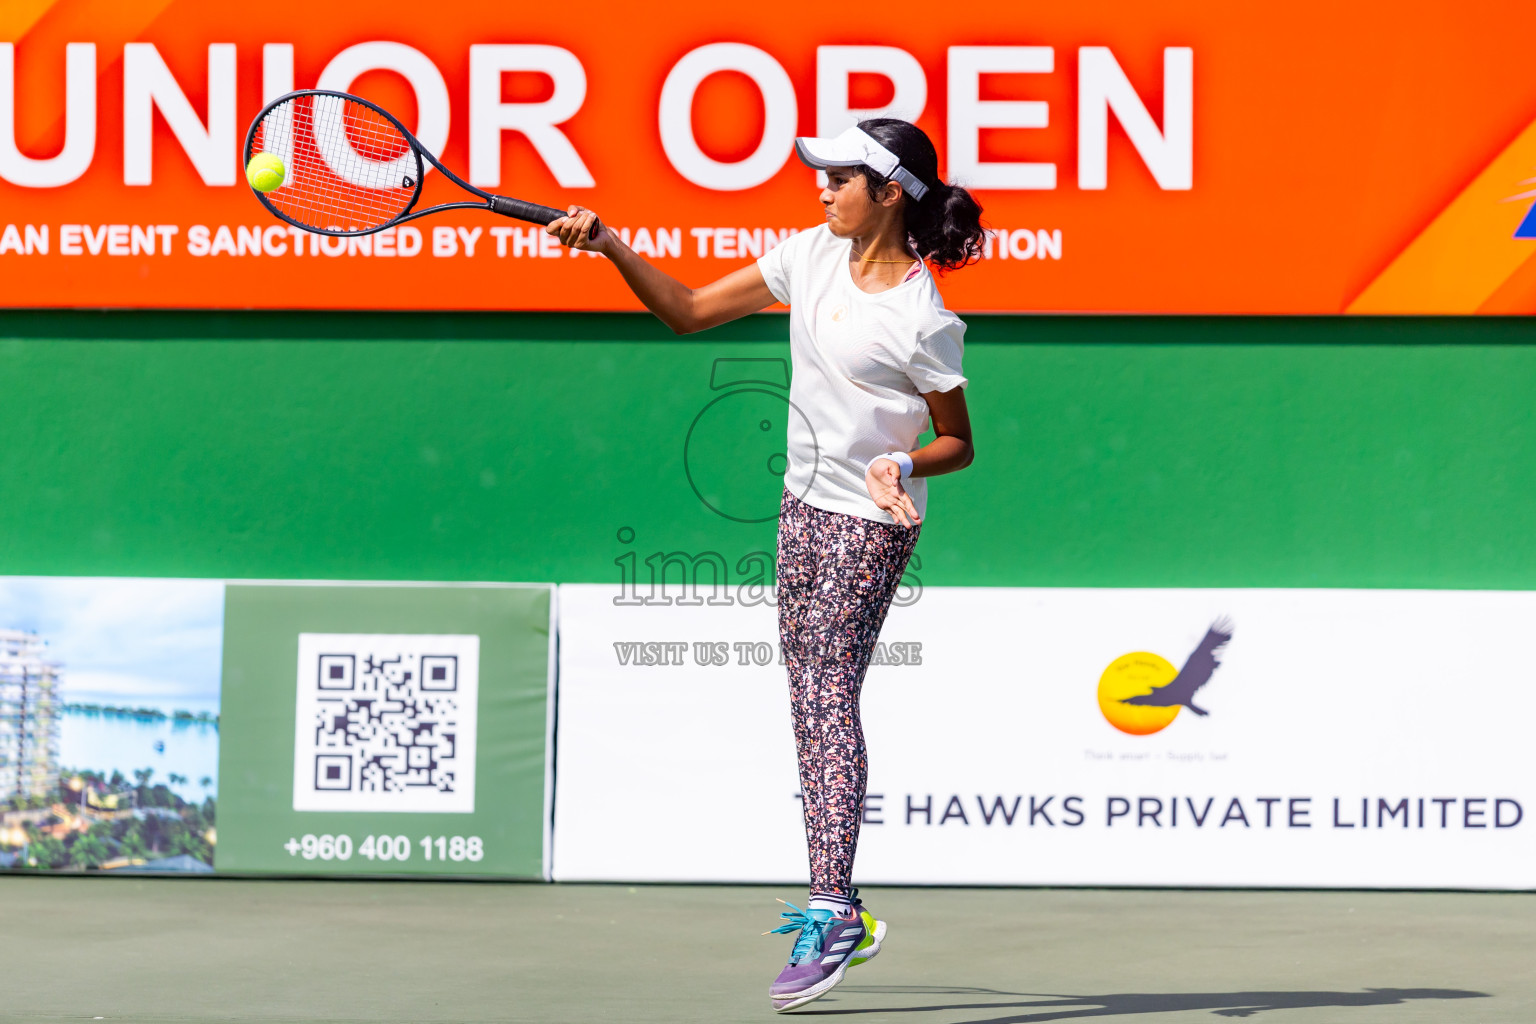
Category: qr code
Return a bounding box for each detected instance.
[292,633,479,813]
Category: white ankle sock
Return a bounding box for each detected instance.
[807,892,852,915]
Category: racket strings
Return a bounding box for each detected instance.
[253,95,418,233]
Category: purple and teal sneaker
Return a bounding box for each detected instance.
[766,900,870,1012]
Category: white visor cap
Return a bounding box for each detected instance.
[794,126,930,202]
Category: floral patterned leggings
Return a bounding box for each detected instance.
[777,489,920,898]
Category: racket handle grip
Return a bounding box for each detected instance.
[488,195,569,225]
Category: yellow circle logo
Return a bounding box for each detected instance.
[1096,620,1234,736]
[1098,652,1182,735]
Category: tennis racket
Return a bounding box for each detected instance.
[243,89,590,237]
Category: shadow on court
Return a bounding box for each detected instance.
[799,985,1491,1021]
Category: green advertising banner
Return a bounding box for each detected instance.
[215,583,554,879]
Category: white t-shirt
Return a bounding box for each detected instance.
[757,224,968,525]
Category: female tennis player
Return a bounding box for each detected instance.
[547,118,984,1012]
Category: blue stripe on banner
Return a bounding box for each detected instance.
[1516,199,1536,238]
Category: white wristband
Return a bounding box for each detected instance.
[870,451,914,479]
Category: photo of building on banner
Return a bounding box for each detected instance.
[0,579,222,873]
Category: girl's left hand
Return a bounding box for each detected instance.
[866,460,922,527]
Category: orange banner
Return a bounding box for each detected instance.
[2,1,1535,312]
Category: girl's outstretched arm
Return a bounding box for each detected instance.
[547,207,777,334]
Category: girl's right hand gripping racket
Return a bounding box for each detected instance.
[244,89,590,237]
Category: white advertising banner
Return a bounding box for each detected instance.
[552,584,1536,888]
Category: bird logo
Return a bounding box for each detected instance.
[1097,619,1234,736]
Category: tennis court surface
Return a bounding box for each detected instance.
[3,877,1529,1023]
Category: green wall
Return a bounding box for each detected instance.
[1,311,1533,589]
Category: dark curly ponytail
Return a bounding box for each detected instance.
[857,118,985,272]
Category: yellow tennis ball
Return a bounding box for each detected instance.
[246,152,285,193]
